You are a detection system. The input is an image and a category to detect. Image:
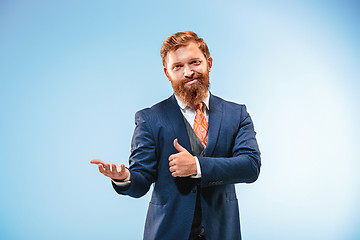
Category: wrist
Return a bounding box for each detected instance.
[113,170,130,182]
[192,157,197,175]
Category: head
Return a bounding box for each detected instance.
[161,31,213,106]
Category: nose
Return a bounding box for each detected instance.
[184,65,194,78]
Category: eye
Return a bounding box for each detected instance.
[173,65,182,70]
[191,60,201,65]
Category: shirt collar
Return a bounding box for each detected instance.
[175,92,210,111]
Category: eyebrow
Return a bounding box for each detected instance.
[189,58,201,61]
[171,62,182,66]
[171,58,201,67]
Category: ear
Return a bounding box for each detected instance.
[164,67,171,81]
[207,56,213,72]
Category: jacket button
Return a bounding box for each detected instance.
[191,188,196,193]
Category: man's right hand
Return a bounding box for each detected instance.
[90,159,130,181]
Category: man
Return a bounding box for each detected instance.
[90,31,261,240]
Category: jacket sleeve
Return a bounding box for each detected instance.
[198,105,261,187]
[112,109,158,198]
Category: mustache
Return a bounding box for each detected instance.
[183,73,203,82]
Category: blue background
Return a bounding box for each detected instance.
[1,1,359,239]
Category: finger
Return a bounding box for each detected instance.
[169,154,175,162]
[98,164,105,173]
[111,163,118,173]
[120,164,126,173]
[169,166,175,173]
[173,138,186,153]
[90,159,104,165]
[104,163,111,173]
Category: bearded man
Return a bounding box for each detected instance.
[91,31,261,240]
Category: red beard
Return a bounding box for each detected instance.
[170,71,210,107]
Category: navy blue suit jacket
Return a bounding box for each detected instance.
[112,93,261,240]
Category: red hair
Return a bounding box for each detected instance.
[160,31,210,67]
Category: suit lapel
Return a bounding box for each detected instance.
[165,95,192,153]
[205,94,223,157]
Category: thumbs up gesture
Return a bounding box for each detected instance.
[168,139,197,177]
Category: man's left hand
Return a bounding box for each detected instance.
[168,139,197,177]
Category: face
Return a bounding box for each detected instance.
[164,41,213,106]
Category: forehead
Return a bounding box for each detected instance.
[166,42,205,65]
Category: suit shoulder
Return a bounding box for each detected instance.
[211,94,250,122]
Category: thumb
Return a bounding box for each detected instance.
[173,138,186,153]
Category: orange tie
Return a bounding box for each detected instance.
[193,102,208,147]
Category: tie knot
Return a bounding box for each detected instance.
[195,102,204,111]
